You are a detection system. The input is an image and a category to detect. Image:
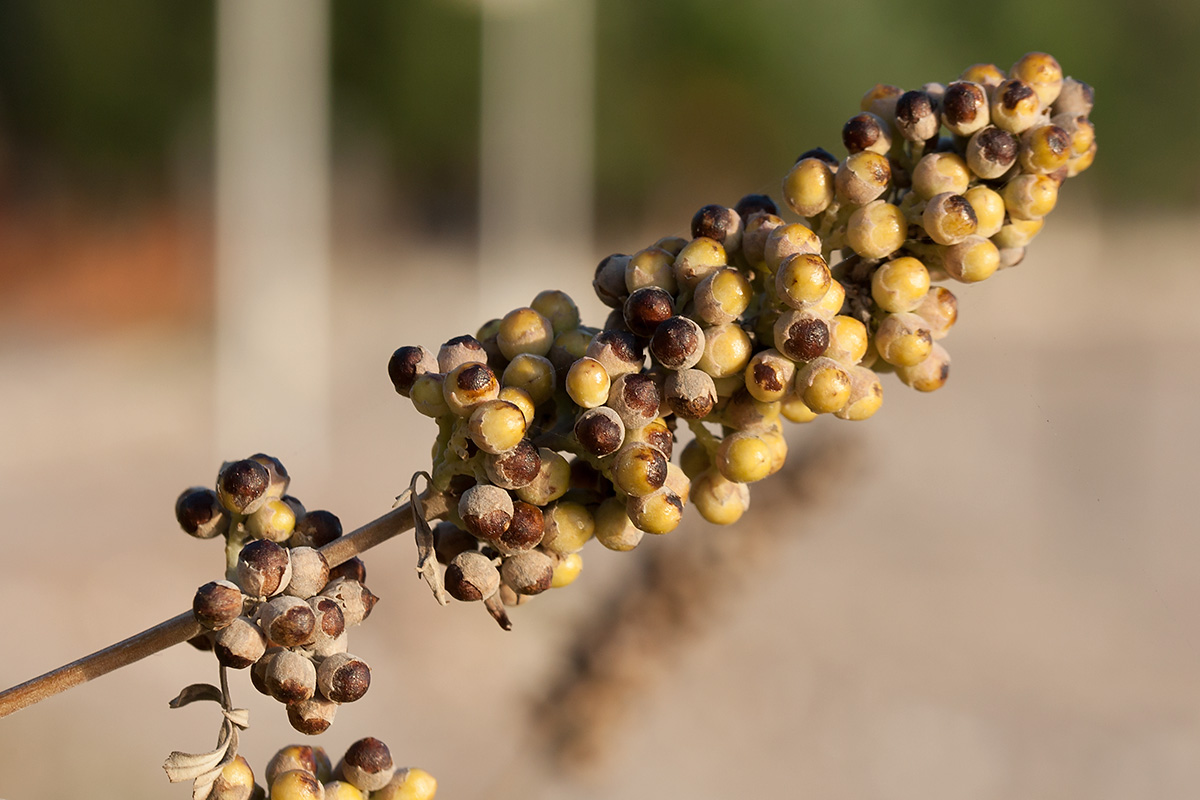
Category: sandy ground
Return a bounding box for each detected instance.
[0,214,1198,800]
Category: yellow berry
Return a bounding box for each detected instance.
[468,400,527,454]
[612,442,668,497]
[498,386,536,426]
[594,496,644,551]
[694,267,752,325]
[372,768,438,800]
[696,323,753,379]
[530,289,581,336]
[942,235,1000,283]
[763,222,822,274]
[502,353,556,406]
[846,201,906,259]
[626,487,684,534]
[246,498,297,543]
[783,157,835,217]
[775,253,832,309]
[1003,173,1059,220]
[1010,51,1063,106]
[964,185,1005,238]
[551,552,583,588]
[565,357,611,409]
[270,770,323,800]
[911,152,970,199]
[780,394,818,423]
[541,501,596,555]
[875,313,933,367]
[897,342,951,392]
[497,307,554,359]
[834,151,891,206]
[625,246,678,294]
[833,366,884,421]
[871,256,930,314]
[824,315,869,365]
[673,237,727,289]
[794,357,852,414]
[691,469,750,525]
[744,349,797,403]
[716,432,772,483]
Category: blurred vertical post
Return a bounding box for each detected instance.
[214,0,331,478]
[479,0,595,314]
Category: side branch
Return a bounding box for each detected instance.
[0,491,452,719]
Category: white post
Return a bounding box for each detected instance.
[214,0,331,478]
[479,0,596,317]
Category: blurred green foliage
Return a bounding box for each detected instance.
[0,0,1195,211]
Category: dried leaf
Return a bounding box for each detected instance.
[223,707,250,729]
[410,471,449,605]
[168,683,223,709]
[163,746,227,783]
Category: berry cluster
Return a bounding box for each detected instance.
[207,739,436,800]
[177,455,379,734]
[389,53,1095,626]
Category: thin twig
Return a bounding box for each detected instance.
[0,490,452,719]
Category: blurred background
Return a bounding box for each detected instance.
[1,1,1198,798]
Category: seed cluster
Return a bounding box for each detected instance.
[177,455,379,735]
[205,739,436,800]
[389,52,1095,627]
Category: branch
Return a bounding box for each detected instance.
[0,490,452,719]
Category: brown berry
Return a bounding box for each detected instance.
[317,652,371,704]
[193,580,244,631]
[175,487,229,539]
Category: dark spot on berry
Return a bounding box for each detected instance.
[328,660,371,703]
[896,90,933,126]
[795,147,838,166]
[621,373,661,419]
[691,204,736,243]
[576,411,624,457]
[501,502,545,551]
[328,557,366,584]
[456,363,496,393]
[944,82,984,124]
[295,509,342,548]
[490,440,542,488]
[593,329,643,365]
[219,460,270,511]
[644,426,674,459]
[176,488,219,534]
[463,509,512,542]
[734,193,778,219]
[650,317,701,369]
[445,563,483,601]
[842,113,884,154]
[976,127,1017,165]
[754,362,785,393]
[287,705,332,735]
[866,157,891,186]
[314,598,345,636]
[623,287,675,337]
[1041,125,1070,157]
[669,392,715,420]
[783,317,830,361]
[1001,80,1036,110]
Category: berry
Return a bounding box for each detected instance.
[175,487,229,539]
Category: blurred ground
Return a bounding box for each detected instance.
[0,214,1198,800]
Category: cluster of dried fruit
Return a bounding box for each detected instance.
[208,739,435,800]
[387,52,1095,628]
[178,455,379,734]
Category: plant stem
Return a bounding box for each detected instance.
[0,490,452,720]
